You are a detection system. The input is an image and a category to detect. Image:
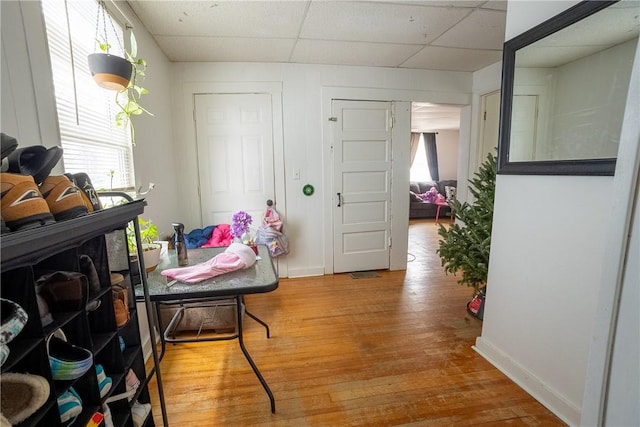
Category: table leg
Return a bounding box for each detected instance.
[435,204,442,224]
[243,296,271,338]
[236,296,276,413]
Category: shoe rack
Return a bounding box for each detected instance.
[1,200,161,427]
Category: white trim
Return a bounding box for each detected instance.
[180,81,288,277]
[474,338,581,426]
[321,86,471,274]
[287,267,325,278]
[581,34,640,426]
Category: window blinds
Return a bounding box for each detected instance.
[42,0,135,191]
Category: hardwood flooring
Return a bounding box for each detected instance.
[146,219,565,426]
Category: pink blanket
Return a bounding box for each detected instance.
[160,243,256,283]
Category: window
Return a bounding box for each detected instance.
[42,0,135,190]
[410,134,432,182]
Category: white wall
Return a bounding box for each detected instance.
[474,1,639,426]
[435,130,459,181]
[171,62,472,277]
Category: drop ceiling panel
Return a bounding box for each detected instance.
[433,9,506,50]
[402,45,502,71]
[128,0,309,38]
[125,0,509,72]
[292,39,423,67]
[156,36,296,62]
[300,2,471,44]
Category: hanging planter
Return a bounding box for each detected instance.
[87,0,152,145]
[88,53,132,91]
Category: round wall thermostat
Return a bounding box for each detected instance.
[303,184,314,196]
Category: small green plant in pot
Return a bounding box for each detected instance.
[437,152,496,320]
[127,217,161,273]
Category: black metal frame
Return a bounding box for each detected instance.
[497,0,619,176]
[152,293,276,413]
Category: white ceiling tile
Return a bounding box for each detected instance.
[481,1,508,11]
[291,39,423,67]
[128,1,309,38]
[126,0,508,72]
[402,46,502,71]
[155,36,296,62]
[300,2,470,44]
[433,8,505,50]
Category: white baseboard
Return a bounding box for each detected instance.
[286,267,325,278]
[473,337,581,426]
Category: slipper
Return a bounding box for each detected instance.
[47,329,93,381]
[7,145,63,185]
[0,298,29,366]
[0,134,18,161]
[0,372,50,425]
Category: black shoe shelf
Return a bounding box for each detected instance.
[1,200,165,427]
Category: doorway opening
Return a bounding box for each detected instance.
[408,102,462,260]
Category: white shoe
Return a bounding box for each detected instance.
[131,401,151,427]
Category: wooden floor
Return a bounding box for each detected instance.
[146,219,565,426]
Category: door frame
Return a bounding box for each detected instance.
[321,87,471,274]
[182,82,287,277]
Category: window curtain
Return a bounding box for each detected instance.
[423,132,439,182]
[409,132,420,166]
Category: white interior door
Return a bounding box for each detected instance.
[332,100,392,273]
[480,90,500,165]
[194,93,274,228]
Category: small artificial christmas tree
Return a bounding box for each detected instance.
[437,152,496,294]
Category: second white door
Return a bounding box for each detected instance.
[332,100,392,273]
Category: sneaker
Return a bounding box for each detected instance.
[70,172,103,212]
[57,386,82,424]
[102,404,114,427]
[125,369,140,401]
[95,364,112,398]
[0,172,55,231]
[131,401,151,427]
[39,175,88,221]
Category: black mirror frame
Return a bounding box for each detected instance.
[497,0,618,176]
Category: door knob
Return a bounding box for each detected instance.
[337,192,342,207]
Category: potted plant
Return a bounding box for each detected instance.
[437,152,496,320]
[88,31,152,145]
[127,217,162,273]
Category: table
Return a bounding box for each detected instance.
[134,245,279,413]
[435,201,453,224]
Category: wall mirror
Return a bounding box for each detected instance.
[498,0,639,175]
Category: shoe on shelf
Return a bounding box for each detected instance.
[68,172,103,213]
[0,372,50,425]
[47,329,93,381]
[39,175,88,221]
[112,284,130,328]
[131,401,151,427]
[95,364,112,398]
[0,172,55,231]
[125,369,140,401]
[57,386,82,424]
[0,298,29,367]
